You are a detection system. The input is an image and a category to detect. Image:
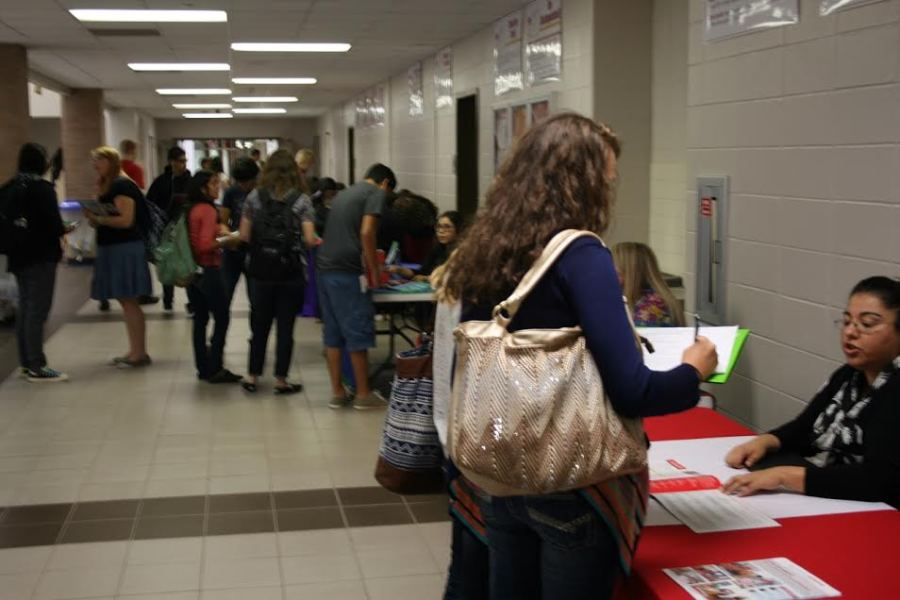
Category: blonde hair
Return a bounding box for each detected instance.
[260,149,302,198]
[612,242,685,326]
[295,148,314,171]
[91,146,123,196]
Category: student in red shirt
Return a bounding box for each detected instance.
[185,170,242,384]
[119,139,145,190]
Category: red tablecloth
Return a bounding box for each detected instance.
[625,408,900,599]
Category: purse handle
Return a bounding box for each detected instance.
[492,229,605,327]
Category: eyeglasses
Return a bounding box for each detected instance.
[834,317,891,335]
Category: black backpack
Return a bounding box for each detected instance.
[0,177,29,256]
[248,190,305,281]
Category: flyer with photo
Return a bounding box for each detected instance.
[665,558,840,599]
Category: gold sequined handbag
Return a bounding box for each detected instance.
[448,230,648,496]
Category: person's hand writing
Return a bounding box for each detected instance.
[725,434,780,469]
[681,336,718,380]
[722,466,805,496]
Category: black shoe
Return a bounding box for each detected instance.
[99,300,110,312]
[208,369,243,384]
[138,295,160,305]
[241,381,258,393]
[274,382,303,395]
[163,303,173,312]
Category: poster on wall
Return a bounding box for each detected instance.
[372,85,386,127]
[493,10,524,96]
[434,46,453,110]
[704,0,799,42]
[820,0,886,15]
[355,97,367,128]
[525,0,563,86]
[494,108,512,171]
[408,62,424,117]
[531,99,551,124]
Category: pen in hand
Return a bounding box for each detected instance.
[693,313,702,341]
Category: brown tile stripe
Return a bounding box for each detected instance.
[0,487,449,549]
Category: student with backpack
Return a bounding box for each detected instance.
[0,143,73,382]
[184,171,243,384]
[238,150,317,394]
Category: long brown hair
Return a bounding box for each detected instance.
[91,146,123,197]
[441,113,621,305]
[612,242,685,326]
[259,149,302,198]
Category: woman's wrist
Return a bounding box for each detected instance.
[777,466,806,493]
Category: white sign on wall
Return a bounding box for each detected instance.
[704,0,799,42]
[408,62,424,117]
[493,10,524,96]
[820,0,886,15]
[434,46,453,110]
[525,0,563,86]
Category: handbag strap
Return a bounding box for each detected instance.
[492,229,605,326]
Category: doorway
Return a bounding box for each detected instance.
[456,94,478,221]
[347,127,355,184]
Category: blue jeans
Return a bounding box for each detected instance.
[13,261,57,370]
[222,248,248,308]
[444,519,489,600]
[186,267,230,379]
[483,492,619,600]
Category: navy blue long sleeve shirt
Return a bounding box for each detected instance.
[463,237,700,419]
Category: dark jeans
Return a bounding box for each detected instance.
[13,261,57,371]
[248,278,303,378]
[186,267,230,379]
[444,520,490,600]
[222,249,248,308]
[483,492,619,600]
[162,284,174,309]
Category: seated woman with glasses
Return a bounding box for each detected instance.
[387,210,464,282]
[722,276,900,507]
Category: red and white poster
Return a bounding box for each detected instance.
[493,10,524,96]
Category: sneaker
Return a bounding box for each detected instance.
[99,300,110,312]
[353,391,387,411]
[208,369,243,384]
[329,394,351,409]
[26,367,69,383]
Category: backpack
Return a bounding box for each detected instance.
[136,193,166,263]
[248,190,305,282]
[0,178,29,256]
[153,207,197,287]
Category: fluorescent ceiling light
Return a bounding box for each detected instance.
[70,9,227,23]
[233,108,287,114]
[232,77,316,85]
[231,42,350,53]
[183,113,233,119]
[173,103,232,109]
[157,88,232,95]
[129,63,230,72]
[232,96,298,103]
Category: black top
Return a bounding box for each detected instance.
[96,177,143,246]
[769,364,900,508]
[146,168,191,219]
[7,176,64,272]
[418,242,451,277]
[221,184,248,231]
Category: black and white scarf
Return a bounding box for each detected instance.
[810,356,900,467]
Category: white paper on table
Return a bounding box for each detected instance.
[638,326,738,374]
[649,436,894,521]
[654,489,780,534]
[665,557,841,600]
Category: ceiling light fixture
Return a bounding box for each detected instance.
[173,103,232,109]
[129,63,230,72]
[231,96,299,103]
[231,77,316,85]
[233,108,287,114]
[231,42,350,53]
[182,113,233,119]
[156,88,232,95]
[70,9,227,23]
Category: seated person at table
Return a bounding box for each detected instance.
[723,277,900,507]
[388,210,463,282]
[612,241,684,326]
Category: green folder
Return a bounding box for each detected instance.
[706,328,750,384]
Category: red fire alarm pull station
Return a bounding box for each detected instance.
[700,197,714,217]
